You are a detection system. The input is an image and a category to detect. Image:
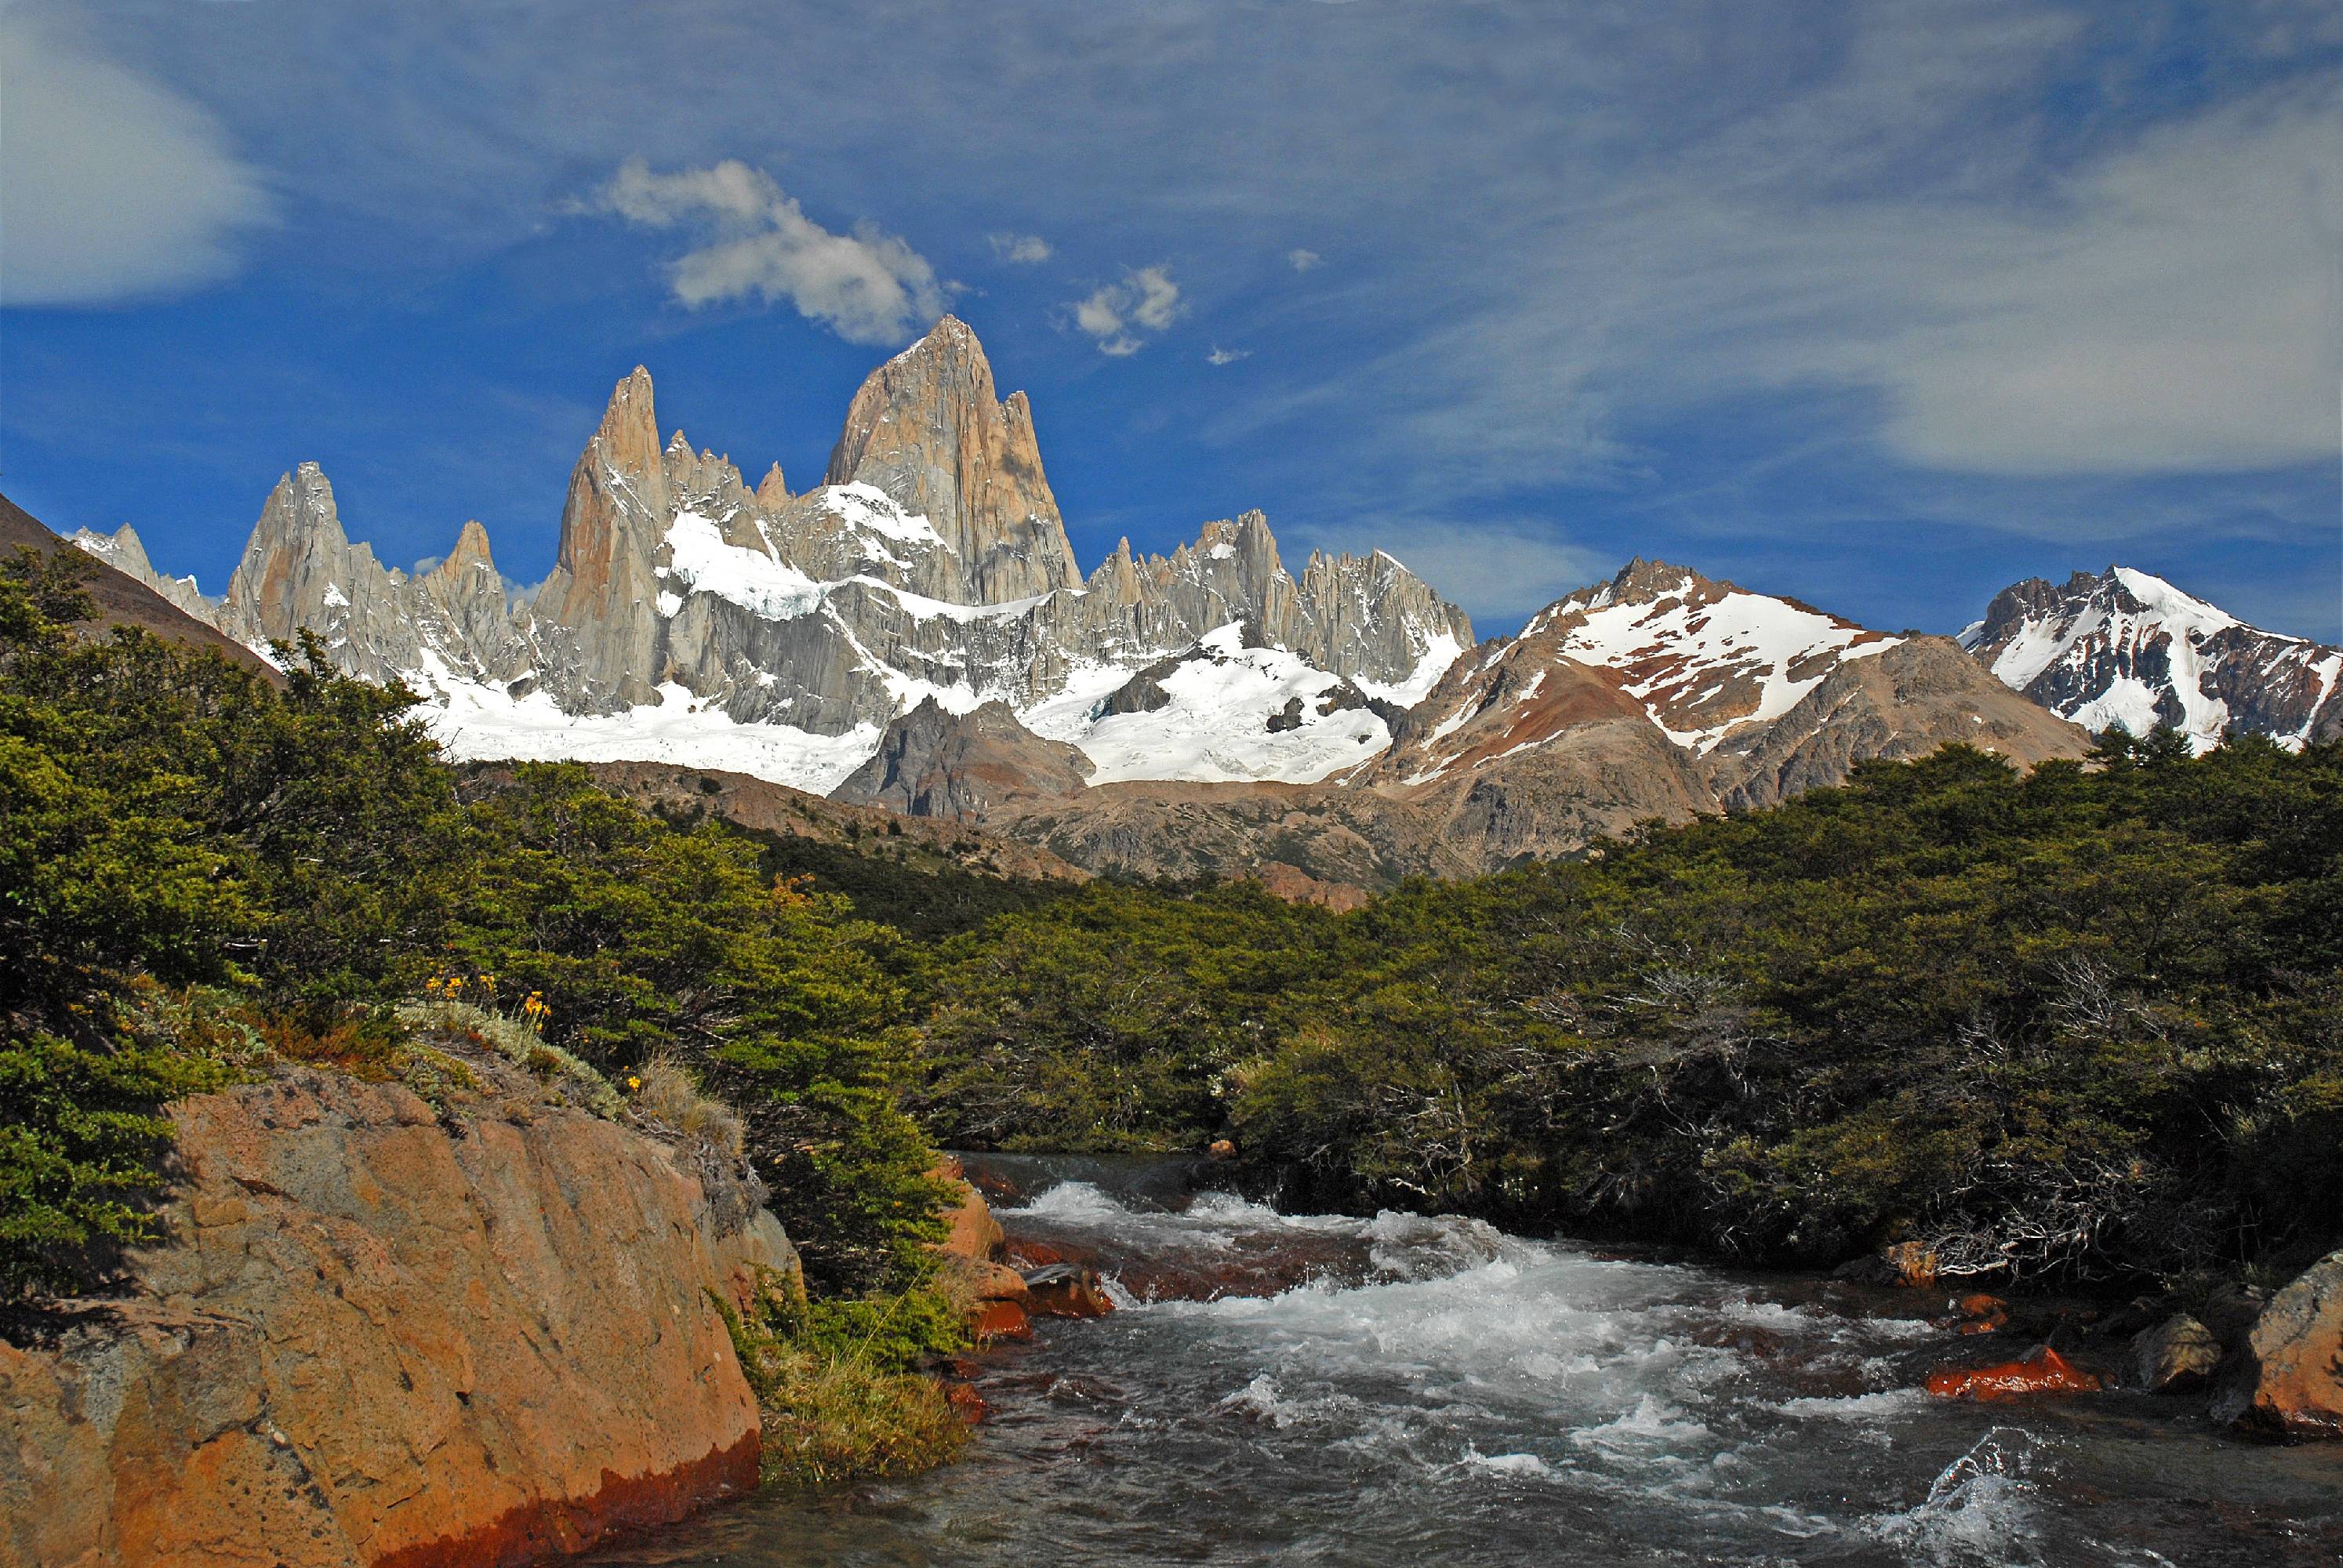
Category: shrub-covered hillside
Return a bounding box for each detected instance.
[916,731,2343,1288]
[0,546,946,1301]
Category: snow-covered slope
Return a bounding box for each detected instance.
[1026,623,1392,785]
[1520,559,1902,752]
[1962,566,2343,752]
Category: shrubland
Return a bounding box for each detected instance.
[917,735,2343,1290]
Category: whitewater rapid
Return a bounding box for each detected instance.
[591,1157,2341,1567]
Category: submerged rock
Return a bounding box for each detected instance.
[1023,1264,1117,1318]
[1925,1345,2101,1401]
[2213,1249,2343,1439]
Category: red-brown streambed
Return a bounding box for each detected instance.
[590,1156,2342,1567]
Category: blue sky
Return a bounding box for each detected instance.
[2,0,2338,641]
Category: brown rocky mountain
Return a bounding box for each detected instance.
[952,561,2089,895]
[1962,565,2343,751]
[834,697,1095,820]
[5,493,277,680]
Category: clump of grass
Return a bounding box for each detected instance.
[398,993,621,1118]
[630,1054,746,1157]
[712,1270,969,1490]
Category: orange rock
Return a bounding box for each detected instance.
[2214,1249,2343,1438]
[1927,1345,2101,1401]
[1208,1138,1238,1160]
[0,1065,794,1568]
[1006,1240,1067,1269]
[1884,1241,1939,1288]
[928,1160,1006,1265]
[972,1300,1033,1341]
[942,1382,990,1424]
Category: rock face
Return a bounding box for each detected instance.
[834,698,1093,822]
[824,315,1079,603]
[2214,1249,2343,1439]
[1963,566,2343,752]
[0,1066,799,1567]
[217,464,537,692]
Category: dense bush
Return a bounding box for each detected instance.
[920,736,2343,1288]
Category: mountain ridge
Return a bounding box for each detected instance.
[70,315,2334,897]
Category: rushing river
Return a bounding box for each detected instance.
[596,1156,2341,1567]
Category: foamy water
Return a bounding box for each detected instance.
[593,1159,2343,1567]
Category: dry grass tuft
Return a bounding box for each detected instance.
[631,1054,746,1158]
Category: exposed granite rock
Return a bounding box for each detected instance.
[833,699,1093,822]
[216,465,539,697]
[67,523,216,622]
[0,1065,798,1567]
[2214,1248,2343,1439]
[823,314,1079,603]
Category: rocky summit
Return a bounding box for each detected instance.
[1962,564,2343,753]
[85,318,2329,893]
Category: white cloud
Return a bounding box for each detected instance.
[590,158,943,345]
[989,231,1053,263]
[0,12,272,305]
[1287,248,1323,272]
[1207,346,1251,365]
[1068,263,1182,355]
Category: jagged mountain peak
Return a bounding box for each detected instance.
[1963,563,2341,751]
[823,314,1077,602]
[433,519,497,581]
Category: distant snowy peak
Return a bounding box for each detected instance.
[165,315,1477,799]
[1527,559,1901,752]
[1963,566,2343,751]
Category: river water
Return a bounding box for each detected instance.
[596,1156,2341,1567]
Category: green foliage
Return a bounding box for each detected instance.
[713,1269,967,1490]
[0,550,950,1301]
[927,736,2343,1287]
[912,881,1339,1149]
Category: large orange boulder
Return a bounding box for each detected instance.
[0,1065,799,1567]
[2214,1249,2343,1439]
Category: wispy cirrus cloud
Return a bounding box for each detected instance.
[0,9,273,305]
[587,157,943,344]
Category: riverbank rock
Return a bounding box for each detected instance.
[2213,1249,2343,1439]
[0,1064,798,1568]
[928,1158,1031,1342]
[2131,1314,2223,1395]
